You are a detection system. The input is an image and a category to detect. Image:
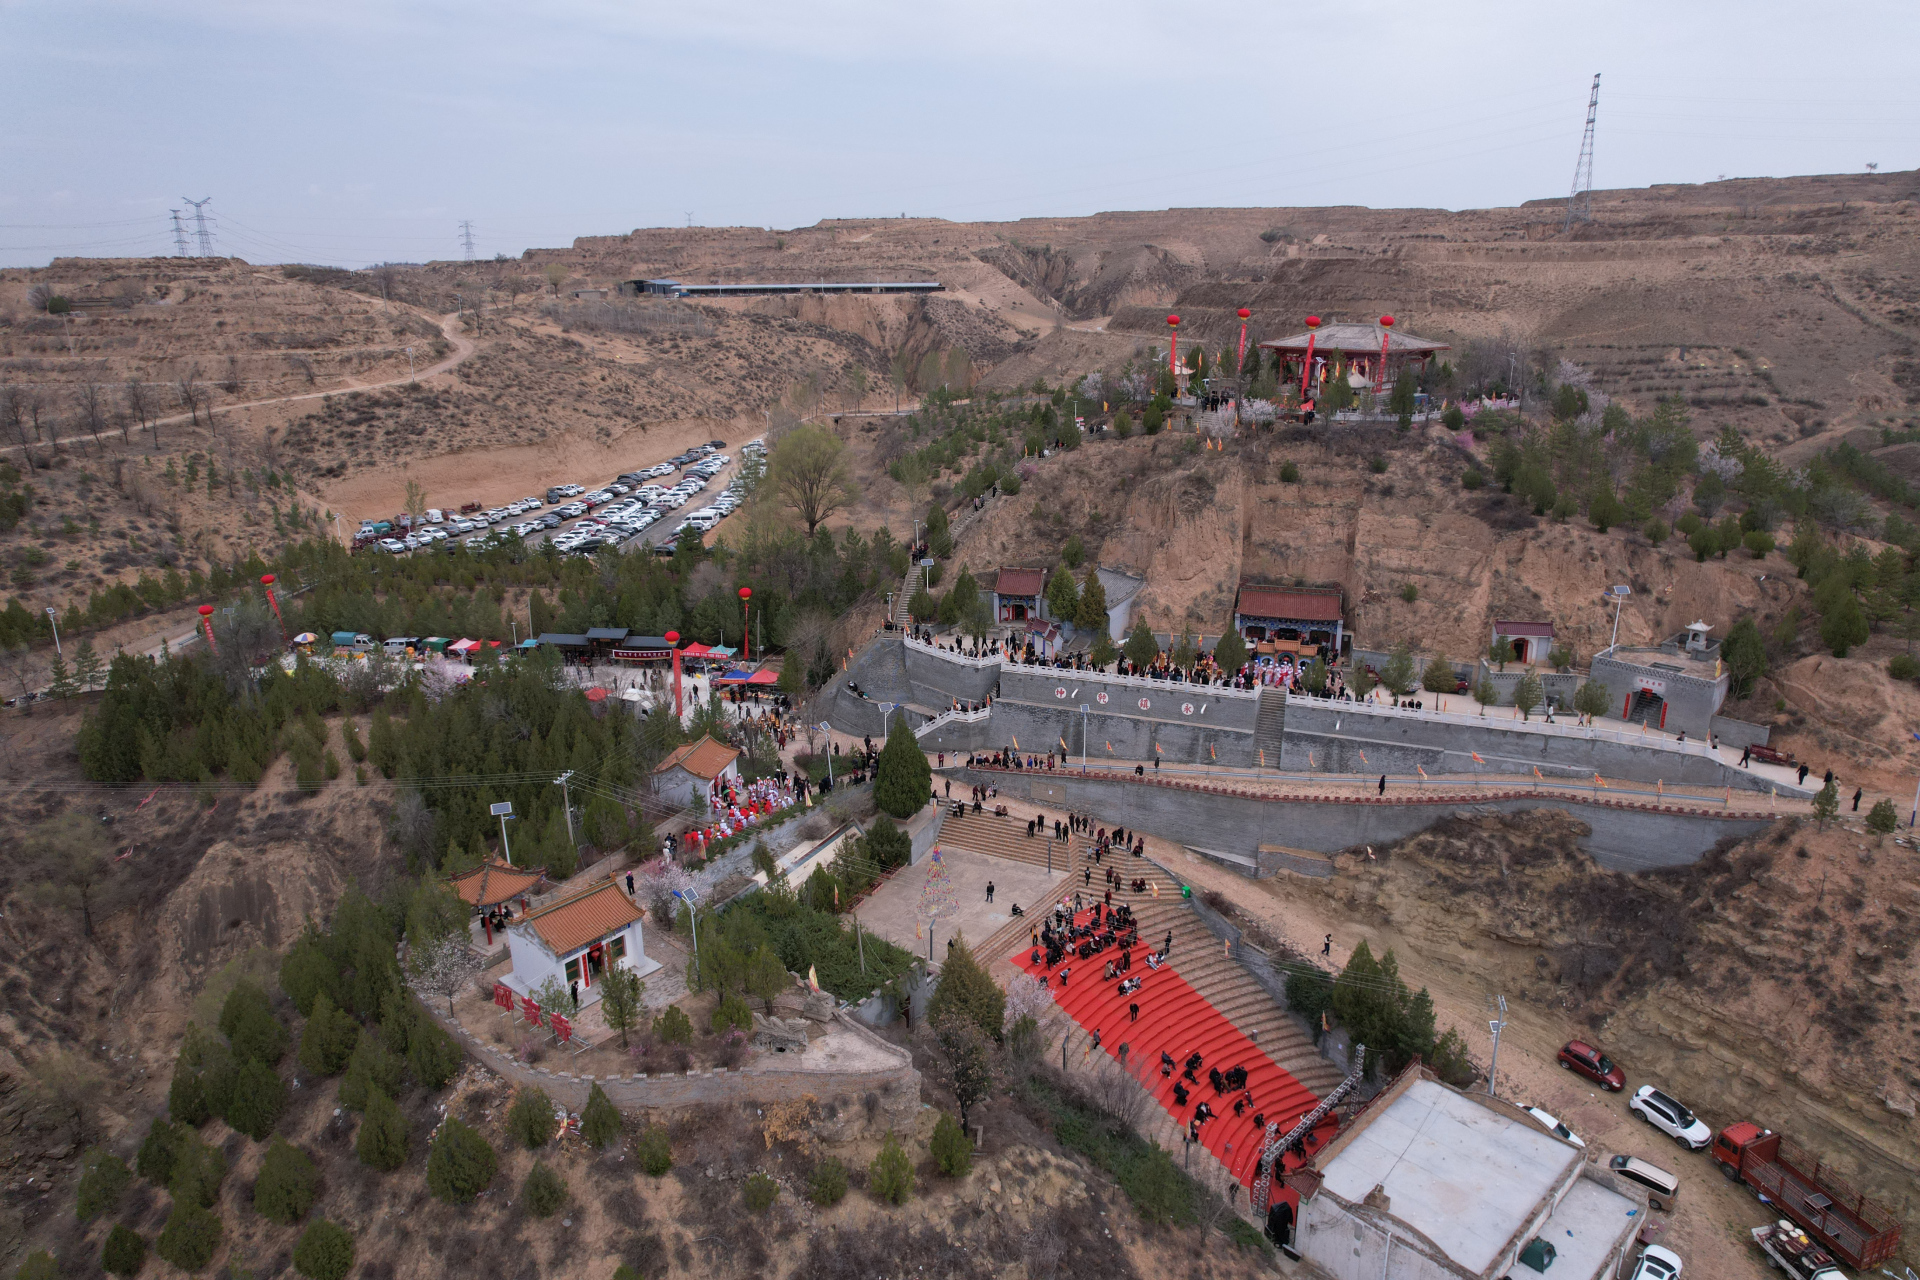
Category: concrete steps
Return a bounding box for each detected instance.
[1254,686,1286,768]
[894,566,921,626]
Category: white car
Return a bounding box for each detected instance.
[559,502,588,518]
[1629,1087,1711,1150]
[377,538,407,553]
[1626,1245,1682,1280]
[1525,1107,1585,1149]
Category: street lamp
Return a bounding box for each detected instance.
[1605,585,1631,654]
[674,887,702,988]
[739,586,752,662]
[44,606,59,657]
[490,800,516,864]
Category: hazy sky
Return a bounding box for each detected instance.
[4,0,1916,268]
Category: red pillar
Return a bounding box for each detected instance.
[1299,315,1321,399]
[1235,307,1251,373]
[666,630,683,719]
[1166,314,1181,396]
[738,586,752,662]
[1375,315,1395,395]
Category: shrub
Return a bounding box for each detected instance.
[581,1081,622,1149]
[744,1170,780,1212]
[931,1112,972,1177]
[155,1202,222,1272]
[102,1224,147,1277]
[1675,511,1703,537]
[1113,411,1133,439]
[1279,460,1299,482]
[925,935,1004,1042]
[168,1133,226,1210]
[252,1139,319,1225]
[1867,798,1900,836]
[1285,967,1335,1039]
[426,1117,496,1204]
[338,1029,404,1111]
[636,1125,672,1176]
[711,992,754,1035]
[867,1132,914,1205]
[225,1059,287,1140]
[1400,583,1418,603]
[1461,470,1484,490]
[292,1219,355,1280]
[405,1009,463,1090]
[1744,530,1776,558]
[169,1024,237,1125]
[1368,457,1388,474]
[652,1005,693,1046]
[355,1087,410,1171]
[1643,516,1669,546]
[13,1252,56,1280]
[807,1156,848,1206]
[297,993,359,1076]
[136,1117,181,1187]
[219,980,289,1065]
[506,1087,557,1150]
[521,1160,567,1218]
[1891,653,1920,681]
[76,1146,131,1220]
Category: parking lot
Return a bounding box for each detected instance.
[356,437,764,558]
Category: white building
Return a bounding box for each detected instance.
[1290,1071,1644,1280]
[503,877,661,1007]
[650,736,742,809]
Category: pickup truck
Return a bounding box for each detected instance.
[1714,1122,1902,1271]
[1751,1221,1845,1280]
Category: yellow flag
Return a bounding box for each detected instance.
[807,965,820,991]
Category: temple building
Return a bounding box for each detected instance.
[1259,320,1448,394]
[1233,583,1346,658]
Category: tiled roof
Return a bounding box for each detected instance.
[1095,567,1145,606]
[447,860,546,906]
[994,568,1045,596]
[1258,322,1449,355]
[1494,620,1556,638]
[1236,585,1343,622]
[519,878,642,956]
[652,735,742,781]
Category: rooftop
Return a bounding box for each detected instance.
[1095,566,1146,607]
[994,568,1046,597]
[1316,1078,1578,1276]
[1494,620,1556,638]
[1236,584,1344,622]
[516,877,642,956]
[1260,321,1450,355]
[447,860,546,907]
[652,735,742,781]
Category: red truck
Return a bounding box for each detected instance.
[1712,1122,1902,1271]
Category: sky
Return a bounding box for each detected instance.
[3,0,1917,269]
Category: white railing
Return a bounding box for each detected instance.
[1000,661,1260,702]
[902,634,1002,669]
[914,706,992,739]
[1283,692,1720,760]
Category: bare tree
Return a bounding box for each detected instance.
[78,382,106,452]
[0,384,30,458]
[372,265,399,309]
[408,931,482,1018]
[119,378,147,444]
[177,365,205,428]
[222,356,241,395]
[26,812,125,939]
[24,387,51,447]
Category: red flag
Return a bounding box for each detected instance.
[1470,752,1484,763]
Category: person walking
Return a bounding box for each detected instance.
[1129,1001,1140,1022]
[1322,934,1333,958]
[1852,787,1863,812]
[625,870,636,897]
[1378,774,1387,796]
[986,880,995,903]
[1797,763,1809,786]
[1739,744,1751,768]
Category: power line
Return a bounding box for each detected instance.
[169,210,190,257]
[183,196,215,257]
[1563,73,1601,232]
[459,220,476,262]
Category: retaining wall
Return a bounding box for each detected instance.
[952,766,1775,871]
[902,638,1000,708]
[421,997,922,1132]
[1711,715,1771,750]
[1279,700,1784,794]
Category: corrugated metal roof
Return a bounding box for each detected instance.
[1236,586,1344,622]
[585,627,630,641]
[994,568,1045,596]
[448,860,546,906]
[652,735,742,781]
[538,632,591,647]
[1095,567,1145,606]
[1494,620,1556,638]
[519,879,642,956]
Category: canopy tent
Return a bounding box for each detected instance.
[746,669,779,685]
[584,687,609,703]
[291,632,319,645]
[449,638,481,654]
[421,637,453,653]
[515,639,540,651]
[712,668,755,683]
[679,642,714,658]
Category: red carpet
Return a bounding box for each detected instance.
[1012,917,1335,1187]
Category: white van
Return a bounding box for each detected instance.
[425,508,444,524]
[383,636,420,656]
[1607,1156,1678,1211]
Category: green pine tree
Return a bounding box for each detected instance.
[873,716,931,820]
[425,1117,495,1204]
[355,1087,410,1171]
[47,651,77,700]
[1072,566,1108,631]
[72,638,103,692]
[1212,628,1249,677]
[1044,564,1079,622]
[1122,620,1159,670]
[925,934,1004,1042]
[1812,779,1840,831]
[581,1082,622,1149]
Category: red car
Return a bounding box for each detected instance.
[1558,1040,1625,1090]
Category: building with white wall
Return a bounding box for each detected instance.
[503,877,660,1007]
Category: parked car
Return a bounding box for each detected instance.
[1630,1086,1712,1149]
[1609,1155,1679,1211]
[1626,1245,1683,1280]
[1524,1107,1585,1148]
[1557,1041,1625,1090]
[377,538,407,553]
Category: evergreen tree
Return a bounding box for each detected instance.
[167,1132,226,1209]
[925,503,951,557]
[47,651,77,700]
[1511,672,1544,719]
[1588,485,1625,533]
[636,1125,672,1176]
[278,927,340,1019]
[1720,616,1768,697]
[169,1023,237,1126]
[1572,679,1611,720]
[136,1116,182,1187]
[1089,632,1118,669]
[338,1029,404,1111]
[155,1202,221,1272]
[1819,594,1869,658]
[507,1087,557,1150]
[867,1131,914,1205]
[102,1224,146,1278]
[1379,642,1416,696]
[1812,779,1840,831]
[297,992,359,1076]
[292,1219,355,1280]
[1420,653,1456,695]
[75,1146,131,1221]
[1044,564,1079,623]
[355,1087,410,1171]
[931,1111,972,1177]
[1211,628,1249,677]
[597,966,644,1050]
[1867,798,1899,838]
[581,1082,622,1149]
[407,1013,462,1089]
[425,1117,495,1204]
[925,934,1004,1042]
[1122,620,1159,669]
[873,717,931,820]
[219,979,289,1065]
[72,638,103,692]
[252,1138,320,1224]
[522,1161,568,1218]
[1072,566,1108,631]
[225,1058,288,1140]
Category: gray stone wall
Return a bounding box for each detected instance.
[1586,652,1728,739]
[1710,715,1771,750]
[952,766,1776,871]
[902,639,1000,708]
[1279,699,1783,793]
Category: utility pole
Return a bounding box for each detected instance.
[1606,584,1631,655]
[490,800,515,864]
[1486,994,1508,1097]
[459,220,476,261]
[1562,73,1601,232]
[183,197,214,257]
[553,770,577,847]
[46,606,61,657]
[169,210,191,257]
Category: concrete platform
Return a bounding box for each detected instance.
[853,845,1061,963]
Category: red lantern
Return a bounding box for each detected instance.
[1305,315,1321,328]
[1379,315,1394,328]
[1376,317,1396,394]
[1166,314,1181,327]
[738,587,753,661]
[665,631,683,719]
[1236,308,1251,319]
[259,573,284,638]
[197,604,218,656]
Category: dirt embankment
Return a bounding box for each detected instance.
[1292,810,1920,1256]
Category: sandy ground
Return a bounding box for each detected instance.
[853,846,1061,962]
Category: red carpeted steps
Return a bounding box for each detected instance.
[1012,916,1332,1187]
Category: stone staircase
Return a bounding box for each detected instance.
[948,810,1342,1101]
[1254,686,1287,768]
[893,565,922,626]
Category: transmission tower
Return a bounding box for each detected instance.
[169,210,191,257]
[183,197,215,256]
[1562,74,1600,232]
[459,220,476,261]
